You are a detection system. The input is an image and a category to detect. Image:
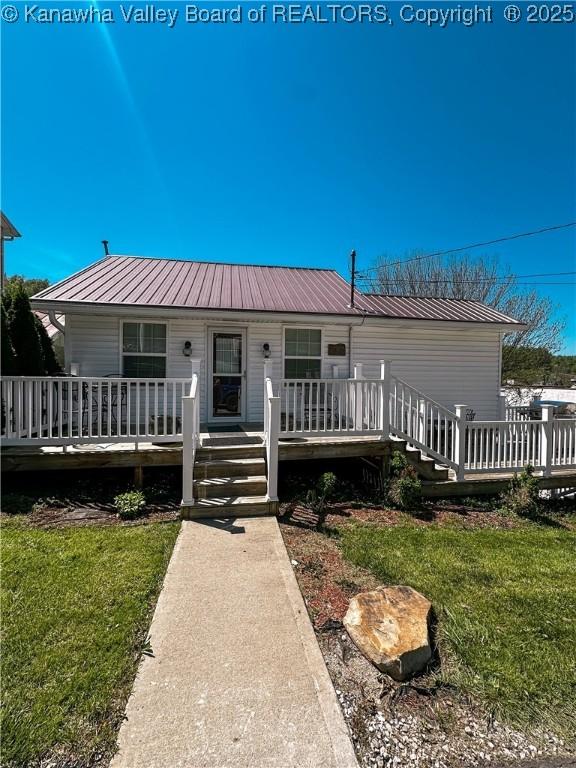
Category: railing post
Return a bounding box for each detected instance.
[379,360,391,438]
[263,359,273,435]
[499,394,507,420]
[190,358,201,382]
[70,362,80,376]
[454,404,467,481]
[418,397,426,444]
[540,405,554,477]
[182,395,194,506]
[332,364,339,378]
[353,363,363,431]
[267,395,280,502]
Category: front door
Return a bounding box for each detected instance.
[208,328,246,422]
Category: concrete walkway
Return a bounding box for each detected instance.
[111,517,358,768]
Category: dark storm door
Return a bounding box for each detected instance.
[209,329,246,421]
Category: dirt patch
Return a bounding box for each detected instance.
[3,503,180,528]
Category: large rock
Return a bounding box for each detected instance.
[343,586,432,681]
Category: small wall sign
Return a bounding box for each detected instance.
[327,343,346,356]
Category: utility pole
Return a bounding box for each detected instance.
[349,249,356,308]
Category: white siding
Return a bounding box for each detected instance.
[65,313,502,422]
[66,314,120,376]
[352,325,501,419]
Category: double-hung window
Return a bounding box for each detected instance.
[284,328,322,379]
[122,322,167,377]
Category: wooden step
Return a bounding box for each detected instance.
[193,475,268,499]
[197,444,265,461]
[181,495,278,519]
[194,457,265,480]
[391,436,450,481]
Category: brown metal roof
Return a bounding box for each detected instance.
[357,293,520,324]
[34,311,65,339]
[32,254,522,325]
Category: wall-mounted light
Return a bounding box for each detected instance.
[182,341,192,357]
[262,343,271,359]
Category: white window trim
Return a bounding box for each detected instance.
[282,325,323,379]
[119,319,169,378]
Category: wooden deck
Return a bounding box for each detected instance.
[2,432,575,497]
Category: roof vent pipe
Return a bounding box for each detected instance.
[102,239,110,256]
[349,249,356,308]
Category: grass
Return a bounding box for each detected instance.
[1,518,180,767]
[340,522,576,739]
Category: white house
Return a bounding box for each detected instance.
[3,252,574,516]
[29,253,520,423]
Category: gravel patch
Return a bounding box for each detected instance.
[318,626,574,768]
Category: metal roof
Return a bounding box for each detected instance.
[358,293,520,324]
[32,254,522,325]
[34,311,65,339]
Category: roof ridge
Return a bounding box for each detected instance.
[108,253,344,275]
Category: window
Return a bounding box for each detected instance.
[122,322,167,377]
[284,328,321,379]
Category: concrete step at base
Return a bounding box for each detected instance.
[181,495,278,519]
[194,475,268,499]
[194,458,265,480]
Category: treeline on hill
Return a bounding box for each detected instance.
[1,276,61,376]
[502,346,576,387]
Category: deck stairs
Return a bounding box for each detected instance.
[389,436,451,481]
[180,436,277,520]
[181,432,451,519]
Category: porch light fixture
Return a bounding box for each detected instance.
[182,341,192,357]
[262,343,271,359]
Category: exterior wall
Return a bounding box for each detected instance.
[65,313,502,422]
[352,325,502,419]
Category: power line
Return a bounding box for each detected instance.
[357,282,576,288]
[355,222,576,277]
[355,270,576,286]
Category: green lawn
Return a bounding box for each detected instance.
[1,518,180,767]
[341,522,576,739]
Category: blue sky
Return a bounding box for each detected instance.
[2,2,575,350]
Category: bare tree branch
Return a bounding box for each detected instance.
[366,252,566,355]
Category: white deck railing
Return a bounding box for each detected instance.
[181,365,200,507]
[389,376,459,470]
[3,365,575,488]
[1,376,190,446]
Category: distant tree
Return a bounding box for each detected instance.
[4,280,45,375]
[366,253,565,377]
[35,316,62,374]
[501,346,553,385]
[4,274,49,298]
[1,301,16,375]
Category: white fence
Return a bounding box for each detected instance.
[1,376,190,445]
[269,361,576,480]
[3,365,576,490]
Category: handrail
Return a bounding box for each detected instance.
[391,375,457,419]
[181,371,200,506]
[264,376,279,502]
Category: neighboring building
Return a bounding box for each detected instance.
[30,253,524,422]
